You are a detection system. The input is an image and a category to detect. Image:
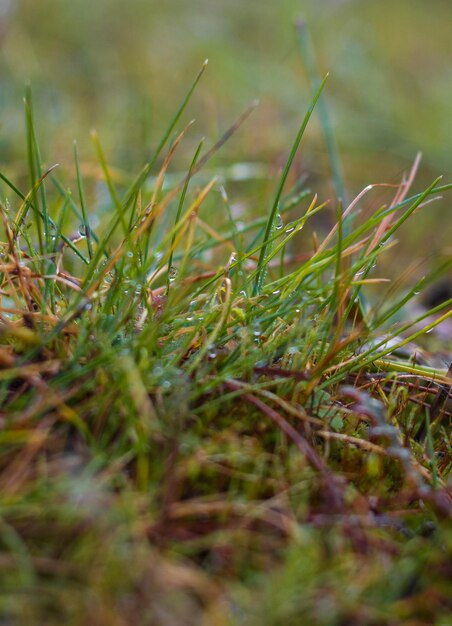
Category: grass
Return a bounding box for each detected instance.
[0,61,451,626]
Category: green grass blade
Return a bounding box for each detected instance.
[122,59,208,209]
[91,130,128,236]
[253,74,328,295]
[24,86,44,259]
[166,137,204,293]
[74,142,93,259]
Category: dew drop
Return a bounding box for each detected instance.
[169,266,178,283]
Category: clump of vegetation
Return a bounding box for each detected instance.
[0,63,450,626]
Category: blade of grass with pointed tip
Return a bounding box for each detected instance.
[75,60,209,295]
[24,88,57,312]
[253,74,328,295]
[24,87,43,260]
[295,20,367,328]
[167,137,204,293]
[191,100,259,177]
[91,130,129,237]
[122,59,209,210]
[139,100,259,231]
[74,142,93,260]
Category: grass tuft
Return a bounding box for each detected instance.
[0,70,451,626]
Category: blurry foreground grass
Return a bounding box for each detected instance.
[0,59,451,625]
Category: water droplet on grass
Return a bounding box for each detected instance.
[78,224,88,237]
[169,266,178,283]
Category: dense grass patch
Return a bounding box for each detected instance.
[0,64,451,625]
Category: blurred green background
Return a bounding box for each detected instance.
[0,0,451,273]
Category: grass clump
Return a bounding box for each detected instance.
[0,65,451,626]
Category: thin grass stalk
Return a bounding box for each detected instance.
[253,74,328,295]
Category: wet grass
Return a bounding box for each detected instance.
[0,58,451,625]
